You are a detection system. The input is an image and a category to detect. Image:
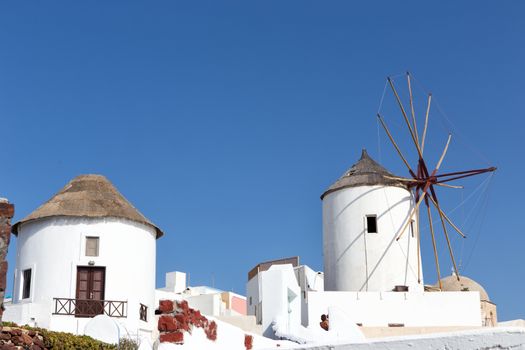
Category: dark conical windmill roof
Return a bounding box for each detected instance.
[12,174,164,238]
[320,149,408,199]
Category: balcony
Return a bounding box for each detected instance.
[53,298,127,318]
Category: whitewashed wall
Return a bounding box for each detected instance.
[260,265,301,338]
[185,294,223,316]
[292,327,525,350]
[294,265,324,327]
[307,291,482,327]
[246,274,260,323]
[7,216,157,338]
[323,185,423,292]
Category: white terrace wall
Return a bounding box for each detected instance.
[7,216,156,338]
[307,291,482,328]
[292,327,525,350]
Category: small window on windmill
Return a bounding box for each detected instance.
[22,269,32,299]
[86,237,99,257]
[410,220,415,238]
[366,215,378,233]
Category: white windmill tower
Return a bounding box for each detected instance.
[322,149,423,292]
[7,174,163,338]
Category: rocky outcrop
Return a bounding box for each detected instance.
[157,300,217,345]
[0,199,14,322]
[0,326,48,350]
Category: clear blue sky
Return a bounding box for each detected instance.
[1,1,524,321]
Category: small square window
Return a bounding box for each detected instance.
[22,269,31,299]
[86,237,99,257]
[366,215,378,233]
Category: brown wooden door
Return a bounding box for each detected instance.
[76,266,105,317]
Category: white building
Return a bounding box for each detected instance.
[247,150,492,340]
[246,257,324,337]
[155,271,248,318]
[4,174,162,340]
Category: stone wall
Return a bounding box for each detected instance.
[0,199,14,322]
[0,326,48,350]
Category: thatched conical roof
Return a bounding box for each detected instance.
[321,149,407,199]
[12,174,163,238]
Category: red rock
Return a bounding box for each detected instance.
[21,332,33,345]
[191,310,202,324]
[1,344,18,350]
[32,337,45,347]
[159,300,174,314]
[174,314,190,331]
[174,313,185,323]
[244,334,253,350]
[177,300,189,313]
[160,331,184,344]
[0,203,14,218]
[205,321,217,341]
[158,315,178,332]
[10,335,22,344]
[0,262,7,290]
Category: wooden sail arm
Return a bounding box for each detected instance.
[425,200,442,290]
[435,167,497,178]
[421,93,432,154]
[382,175,419,183]
[377,114,417,178]
[407,72,420,146]
[435,183,463,189]
[382,175,463,189]
[427,196,467,238]
[436,167,497,184]
[435,200,461,281]
[387,77,424,159]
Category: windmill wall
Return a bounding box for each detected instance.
[323,185,423,292]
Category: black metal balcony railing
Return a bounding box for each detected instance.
[139,303,148,322]
[53,298,127,318]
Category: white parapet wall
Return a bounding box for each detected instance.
[307,291,482,327]
[290,327,525,350]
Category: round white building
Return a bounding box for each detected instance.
[6,174,163,340]
[321,150,423,292]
